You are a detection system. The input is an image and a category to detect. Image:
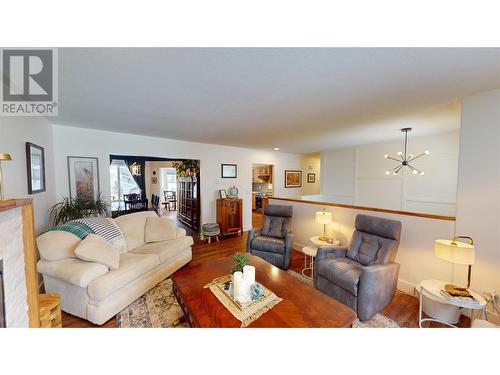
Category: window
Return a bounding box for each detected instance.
[160,168,177,199]
[110,160,141,210]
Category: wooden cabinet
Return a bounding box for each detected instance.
[216,198,243,237]
[252,165,273,183]
[178,176,200,230]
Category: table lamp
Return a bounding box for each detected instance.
[434,236,475,290]
[0,153,12,201]
[315,209,332,241]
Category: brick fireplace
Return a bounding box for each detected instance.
[0,199,39,328]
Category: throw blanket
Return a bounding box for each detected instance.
[47,217,127,253]
[72,217,127,253]
[47,221,94,239]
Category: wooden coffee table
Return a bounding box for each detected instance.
[172,254,357,327]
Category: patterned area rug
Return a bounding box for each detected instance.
[116,278,188,328]
[286,269,401,328]
[116,270,400,328]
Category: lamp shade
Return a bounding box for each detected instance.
[0,153,11,161]
[315,211,332,225]
[434,239,475,265]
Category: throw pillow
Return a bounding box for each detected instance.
[145,217,177,243]
[75,234,120,270]
[36,230,81,261]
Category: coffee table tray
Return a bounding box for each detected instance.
[208,274,272,311]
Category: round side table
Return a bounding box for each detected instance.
[417,279,487,328]
[301,246,318,280]
[310,236,340,247]
[300,236,342,280]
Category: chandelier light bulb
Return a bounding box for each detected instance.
[392,171,398,175]
[412,170,418,175]
[384,154,389,159]
[419,171,425,175]
[385,171,390,175]
[425,150,430,155]
[397,151,403,156]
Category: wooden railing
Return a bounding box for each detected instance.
[269,196,456,221]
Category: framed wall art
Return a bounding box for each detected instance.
[221,163,237,178]
[26,142,46,194]
[284,170,302,188]
[307,173,316,183]
[67,156,100,201]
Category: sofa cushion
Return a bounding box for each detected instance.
[317,258,363,296]
[75,234,120,270]
[251,236,285,255]
[36,230,81,261]
[145,217,177,243]
[130,236,194,263]
[37,258,109,288]
[87,253,160,301]
[114,211,157,251]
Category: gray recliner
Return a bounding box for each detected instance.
[314,214,402,321]
[246,205,294,270]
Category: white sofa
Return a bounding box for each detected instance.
[36,211,193,325]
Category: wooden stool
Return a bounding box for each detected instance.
[202,223,221,244]
[39,293,62,328]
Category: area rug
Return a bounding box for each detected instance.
[116,278,188,328]
[286,269,401,328]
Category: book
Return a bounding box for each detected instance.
[440,289,482,307]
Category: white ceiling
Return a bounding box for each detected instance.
[55,48,500,153]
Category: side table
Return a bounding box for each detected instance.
[39,293,62,328]
[300,236,341,280]
[417,279,487,328]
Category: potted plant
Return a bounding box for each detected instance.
[50,193,109,226]
[232,252,249,273]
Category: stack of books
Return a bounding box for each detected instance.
[440,284,482,307]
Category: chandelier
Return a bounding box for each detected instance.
[384,128,429,176]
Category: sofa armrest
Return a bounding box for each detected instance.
[37,258,109,288]
[176,227,187,238]
[246,228,261,253]
[357,262,400,321]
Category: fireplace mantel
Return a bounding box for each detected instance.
[0,199,40,327]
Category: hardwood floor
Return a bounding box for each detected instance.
[61,211,469,328]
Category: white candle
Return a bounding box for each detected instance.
[232,271,244,299]
[243,265,255,297]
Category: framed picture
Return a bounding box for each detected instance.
[307,173,316,183]
[284,170,302,188]
[25,142,46,194]
[219,189,227,199]
[221,163,237,178]
[151,176,158,184]
[67,156,100,201]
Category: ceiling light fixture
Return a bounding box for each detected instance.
[384,128,429,176]
[273,147,280,151]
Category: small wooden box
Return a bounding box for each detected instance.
[39,293,62,328]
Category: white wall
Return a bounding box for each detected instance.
[455,89,500,304]
[300,153,321,195]
[0,117,56,233]
[320,131,460,216]
[52,125,303,231]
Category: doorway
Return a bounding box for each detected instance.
[109,155,200,236]
[251,163,274,228]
